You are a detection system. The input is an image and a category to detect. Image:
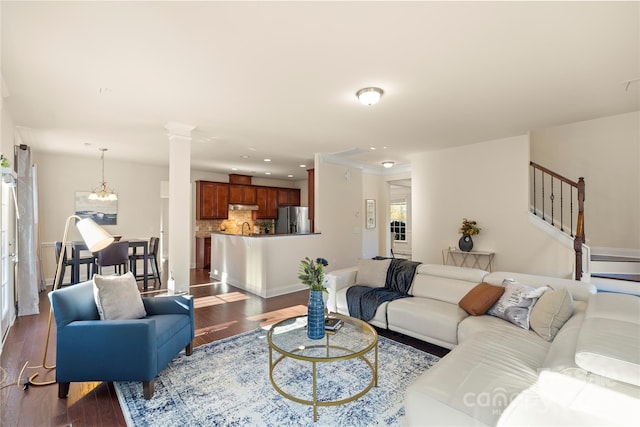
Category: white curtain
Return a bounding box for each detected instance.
[16,144,40,316]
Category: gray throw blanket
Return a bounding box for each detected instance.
[346,259,420,322]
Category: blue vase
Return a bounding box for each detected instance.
[307,290,325,340]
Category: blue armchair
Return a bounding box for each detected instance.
[49,280,194,399]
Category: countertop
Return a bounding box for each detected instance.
[207,231,320,238]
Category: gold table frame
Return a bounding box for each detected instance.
[267,313,378,422]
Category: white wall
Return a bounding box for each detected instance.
[531,111,640,250]
[362,173,384,258]
[412,135,575,277]
[315,158,362,270]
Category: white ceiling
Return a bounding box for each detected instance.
[2,1,638,181]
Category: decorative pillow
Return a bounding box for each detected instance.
[530,287,574,341]
[487,279,549,329]
[355,258,392,288]
[458,282,505,316]
[93,272,147,320]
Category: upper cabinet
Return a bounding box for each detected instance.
[277,188,301,206]
[196,181,229,220]
[196,178,300,220]
[229,184,257,205]
[253,187,279,219]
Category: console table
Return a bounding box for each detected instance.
[442,248,495,272]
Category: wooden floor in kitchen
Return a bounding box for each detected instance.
[0,269,448,427]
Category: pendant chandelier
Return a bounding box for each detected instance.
[89,148,117,201]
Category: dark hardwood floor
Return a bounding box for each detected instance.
[0,269,447,426]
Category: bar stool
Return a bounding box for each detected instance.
[130,237,161,288]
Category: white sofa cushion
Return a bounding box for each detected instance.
[334,286,389,329]
[541,301,640,399]
[410,264,487,303]
[388,297,469,349]
[458,312,542,344]
[483,271,596,302]
[575,293,640,387]
[406,328,550,426]
[498,370,640,426]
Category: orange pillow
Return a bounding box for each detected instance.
[459,282,505,316]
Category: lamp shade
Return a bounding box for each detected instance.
[76,218,114,252]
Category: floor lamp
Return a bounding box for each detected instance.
[28,215,114,387]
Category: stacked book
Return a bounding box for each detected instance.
[324,317,343,332]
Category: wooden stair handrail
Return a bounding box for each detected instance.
[530,161,580,187]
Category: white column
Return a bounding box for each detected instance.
[165,122,194,294]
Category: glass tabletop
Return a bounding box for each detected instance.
[267,313,377,361]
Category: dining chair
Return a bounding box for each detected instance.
[130,237,162,288]
[54,241,95,286]
[95,241,130,275]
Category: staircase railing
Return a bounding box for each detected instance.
[529,162,585,280]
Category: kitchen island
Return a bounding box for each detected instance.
[209,232,323,298]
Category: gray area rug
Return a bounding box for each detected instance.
[115,328,439,426]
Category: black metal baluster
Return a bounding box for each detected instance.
[550,177,555,226]
[532,166,537,215]
[560,182,564,232]
[542,171,545,221]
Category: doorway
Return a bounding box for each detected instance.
[388,179,412,260]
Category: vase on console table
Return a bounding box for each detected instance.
[458,234,473,252]
[307,290,325,340]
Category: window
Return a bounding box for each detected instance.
[390,201,407,241]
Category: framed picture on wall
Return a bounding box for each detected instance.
[74,192,118,225]
[365,199,376,229]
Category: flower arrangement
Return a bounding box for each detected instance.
[298,257,329,292]
[0,154,9,168]
[459,218,481,236]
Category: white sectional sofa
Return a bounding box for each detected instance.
[325,260,640,426]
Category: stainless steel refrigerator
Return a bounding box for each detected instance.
[275,206,310,234]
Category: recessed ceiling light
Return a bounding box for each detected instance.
[299,164,306,168]
[231,167,238,171]
[288,174,294,178]
[356,87,383,106]
[265,172,271,175]
[370,147,376,151]
[264,158,271,162]
[382,161,395,168]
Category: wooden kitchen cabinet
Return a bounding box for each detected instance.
[277,188,301,206]
[253,186,279,219]
[229,184,257,205]
[196,181,229,220]
[195,236,211,269]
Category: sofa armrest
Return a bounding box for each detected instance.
[325,266,358,313]
[143,294,194,317]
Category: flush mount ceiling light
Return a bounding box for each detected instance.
[88,148,117,201]
[382,161,395,168]
[356,87,384,106]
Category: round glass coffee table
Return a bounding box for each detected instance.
[267,313,378,421]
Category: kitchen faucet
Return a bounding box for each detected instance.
[241,222,251,235]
